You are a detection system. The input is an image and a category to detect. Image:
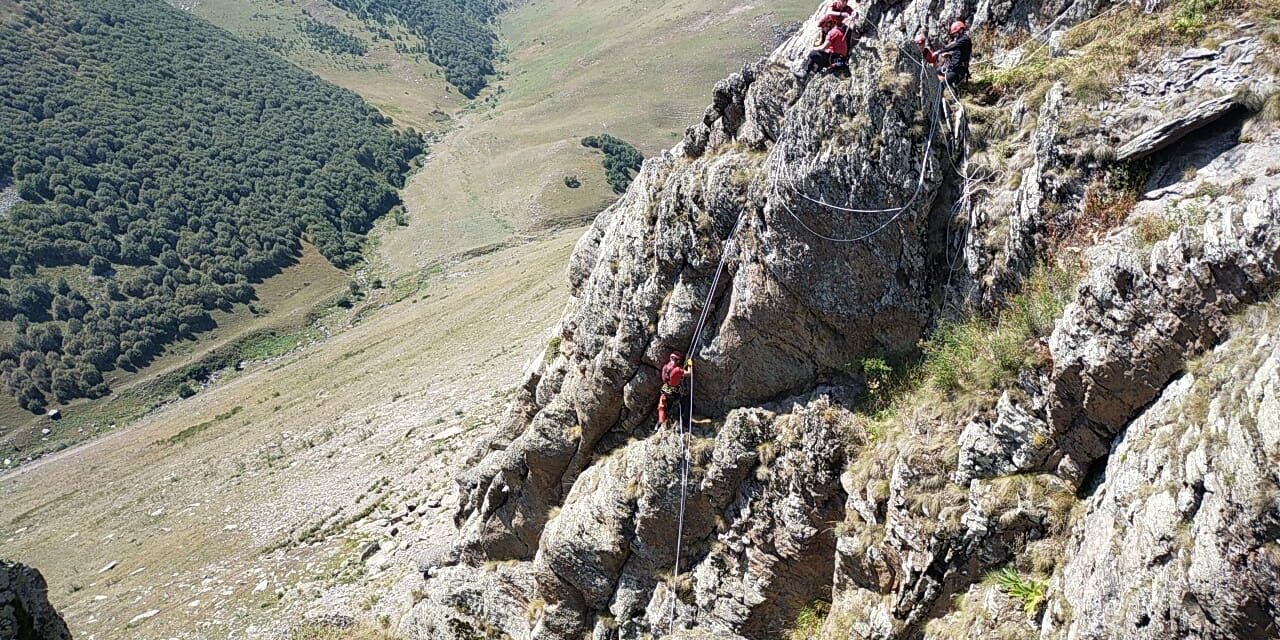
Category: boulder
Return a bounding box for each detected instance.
[0,560,72,640]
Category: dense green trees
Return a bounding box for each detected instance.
[298,17,368,56]
[582,135,644,193]
[0,0,424,412]
[328,0,499,97]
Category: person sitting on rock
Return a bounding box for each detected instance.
[658,352,688,427]
[796,15,849,79]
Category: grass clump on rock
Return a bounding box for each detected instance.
[921,262,1077,398]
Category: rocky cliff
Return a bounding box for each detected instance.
[1,560,73,640]
[403,0,1280,638]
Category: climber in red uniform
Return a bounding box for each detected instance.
[796,15,849,79]
[657,352,688,426]
[913,34,938,65]
[829,0,854,21]
[915,20,972,87]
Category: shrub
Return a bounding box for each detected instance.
[789,600,830,639]
[177,382,196,399]
[860,356,898,404]
[989,567,1048,615]
[392,207,409,226]
[564,175,581,188]
[1173,0,1221,36]
[544,336,562,364]
[582,135,644,193]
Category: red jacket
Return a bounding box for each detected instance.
[662,362,685,389]
[823,25,848,57]
[829,0,853,17]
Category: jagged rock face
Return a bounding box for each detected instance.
[408,0,1280,638]
[451,3,951,567]
[407,392,852,639]
[533,393,849,638]
[1,560,73,640]
[1042,304,1280,640]
[1045,138,1280,486]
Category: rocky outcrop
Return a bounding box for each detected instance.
[1115,94,1244,161]
[1,560,72,640]
[450,11,950,568]
[405,0,1280,638]
[534,392,849,638]
[1042,300,1280,640]
[1045,135,1280,486]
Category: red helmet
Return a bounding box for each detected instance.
[949,20,967,34]
[669,353,681,362]
[819,13,841,27]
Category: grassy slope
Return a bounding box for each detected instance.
[380,0,815,274]
[164,0,461,132]
[0,2,819,635]
[0,231,577,639]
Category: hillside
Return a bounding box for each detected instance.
[162,0,483,132]
[7,0,1279,638]
[0,1,824,638]
[0,231,578,639]
[382,0,817,275]
[0,0,422,416]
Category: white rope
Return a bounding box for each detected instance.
[771,83,943,244]
[668,209,746,632]
[665,19,961,627]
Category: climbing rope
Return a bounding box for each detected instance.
[665,21,963,631]
[667,208,747,631]
[771,83,944,244]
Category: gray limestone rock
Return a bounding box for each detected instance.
[1042,306,1280,640]
[1115,95,1244,162]
[955,391,1056,484]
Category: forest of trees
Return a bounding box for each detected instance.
[582,135,644,193]
[298,17,368,57]
[0,0,424,412]
[327,0,499,97]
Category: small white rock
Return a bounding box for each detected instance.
[127,609,159,626]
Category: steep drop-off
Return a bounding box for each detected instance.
[402,0,1280,637]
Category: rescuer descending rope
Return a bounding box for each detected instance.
[657,352,690,428]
